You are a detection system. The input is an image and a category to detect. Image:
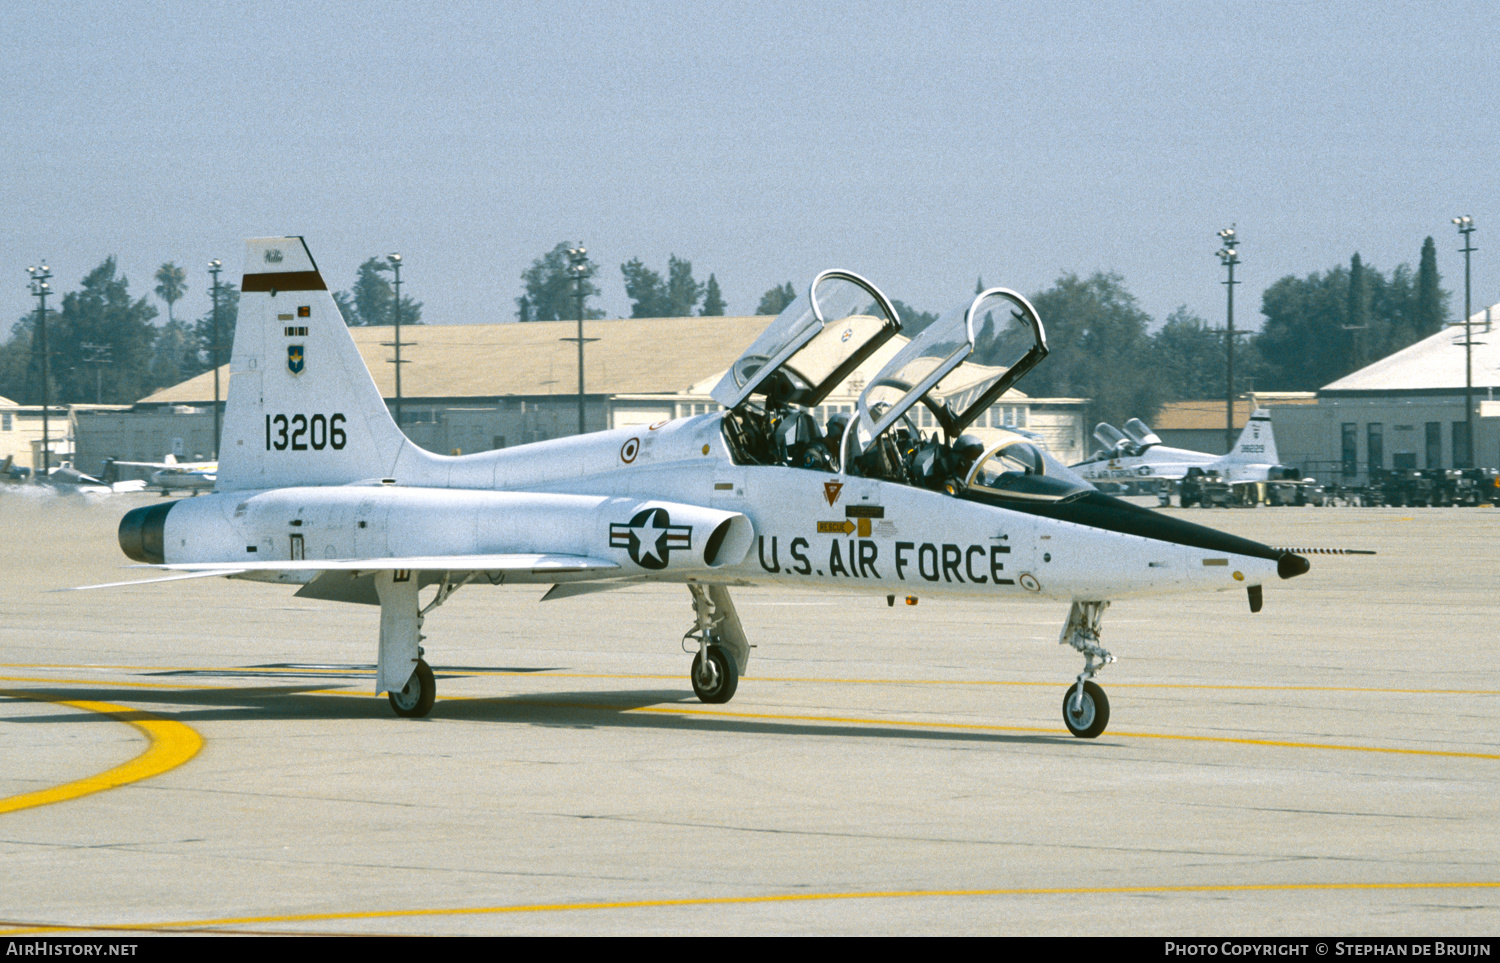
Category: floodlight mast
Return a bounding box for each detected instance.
[26,264,52,475]
[1216,227,1241,453]
[388,253,403,428]
[563,244,597,435]
[1453,216,1476,468]
[209,259,223,456]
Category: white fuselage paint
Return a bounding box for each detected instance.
[158,412,1281,600]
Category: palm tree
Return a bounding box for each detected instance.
[155,262,188,324]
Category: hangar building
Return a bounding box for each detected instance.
[1268,303,1500,484]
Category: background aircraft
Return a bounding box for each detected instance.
[106,454,217,494]
[95,238,1309,737]
[1070,410,1302,487]
[2,455,147,495]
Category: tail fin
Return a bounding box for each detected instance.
[1226,408,1279,464]
[216,237,410,490]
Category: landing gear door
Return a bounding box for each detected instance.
[853,288,1047,453]
[710,270,901,411]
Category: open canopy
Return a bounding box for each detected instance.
[710,270,901,411]
[852,288,1047,454]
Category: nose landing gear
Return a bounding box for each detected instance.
[1060,600,1114,738]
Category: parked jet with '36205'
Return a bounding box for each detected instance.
[95,238,1310,737]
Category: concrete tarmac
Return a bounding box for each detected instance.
[1,489,1497,935]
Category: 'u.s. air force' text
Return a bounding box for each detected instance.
[757,536,1014,584]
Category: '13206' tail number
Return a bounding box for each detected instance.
[265,413,347,451]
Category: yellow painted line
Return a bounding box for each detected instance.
[3,880,1498,934]
[616,704,1500,761]
[297,689,1500,762]
[0,693,203,815]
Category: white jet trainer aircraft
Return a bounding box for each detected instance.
[1071,410,1298,486]
[109,238,1310,737]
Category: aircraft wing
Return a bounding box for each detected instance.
[72,553,619,591]
[158,553,621,574]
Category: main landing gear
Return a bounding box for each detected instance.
[377,571,469,719]
[1059,600,1114,738]
[683,584,750,704]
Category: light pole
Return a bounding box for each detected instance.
[1452,216,1475,468]
[26,264,52,475]
[209,259,222,457]
[388,253,404,427]
[1216,226,1241,453]
[563,244,597,435]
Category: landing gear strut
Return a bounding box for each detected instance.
[683,584,750,704]
[376,571,469,719]
[1060,600,1114,738]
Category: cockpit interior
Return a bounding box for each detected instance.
[713,272,1093,506]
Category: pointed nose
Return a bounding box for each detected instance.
[1278,552,1311,579]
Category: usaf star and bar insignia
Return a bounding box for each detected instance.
[609,508,692,570]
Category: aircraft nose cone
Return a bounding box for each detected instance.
[1278,552,1311,580]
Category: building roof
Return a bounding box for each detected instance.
[141,315,775,405]
[1151,399,1254,431]
[1322,302,1500,394]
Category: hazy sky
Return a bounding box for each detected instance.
[3,1,1495,337]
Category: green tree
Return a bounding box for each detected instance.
[1254,245,1447,391]
[701,274,726,316]
[1345,252,1370,371]
[518,242,602,322]
[333,258,422,327]
[0,314,47,404]
[756,282,797,315]
[621,258,671,318]
[193,281,240,376]
[665,255,704,317]
[1023,272,1163,428]
[154,262,187,324]
[149,318,197,392]
[1149,306,1265,402]
[1415,236,1446,337]
[1254,267,1350,390]
[50,258,160,403]
[889,300,938,335]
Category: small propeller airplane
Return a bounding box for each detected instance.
[106,454,218,494]
[93,237,1310,737]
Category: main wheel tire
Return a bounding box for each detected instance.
[389,658,435,718]
[691,646,738,704]
[1062,680,1109,738]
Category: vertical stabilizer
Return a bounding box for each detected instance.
[216,237,411,490]
[1226,408,1279,464]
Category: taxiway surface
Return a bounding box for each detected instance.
[1,491,1496,935]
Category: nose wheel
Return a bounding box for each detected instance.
[1062,679,1109,738]
[1059,600,1114,738]
[691,646,738,704]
